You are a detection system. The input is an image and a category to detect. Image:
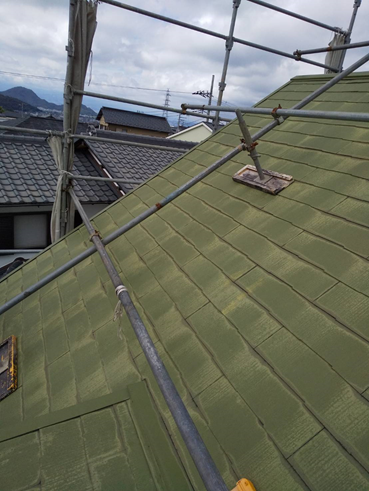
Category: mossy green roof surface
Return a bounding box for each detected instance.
[1,72,369,490]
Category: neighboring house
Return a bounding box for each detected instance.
[96,106,171,137]
[81,131,194,194]
[0,114,90,134]
[167,121,213,142]
[168,121,226,142]
[0,134,120,268]
[2,72,369,490]
[0,110,21,122]
[0,130,194,268]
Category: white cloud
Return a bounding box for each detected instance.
[0,0,368,124]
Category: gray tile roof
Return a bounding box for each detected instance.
[97,107,171,133]
[0,136,119,205]
[86,139,188,193]
[0,115,89,134]
[95,129,195,150]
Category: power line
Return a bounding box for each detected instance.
[0,69,193,94]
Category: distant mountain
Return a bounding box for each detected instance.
[0,86,96,117]
[0,93,38,114]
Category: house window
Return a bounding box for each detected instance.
[0,216,14,249]
[0,214,50,250]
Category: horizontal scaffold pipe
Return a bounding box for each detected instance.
[0,127,191,152]
[181,105,369,123]
[98,0,338,72]
[295,40,369,57]
[0,142,246,316]
[74,89,233,122]
[246,0,345,34]
[183,50,369,131]
[2,52,369,315]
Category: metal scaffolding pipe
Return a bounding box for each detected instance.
[98,0,337,72]
[183,50,369,134]
[338,0,362,71]
[69,188,228,491]
[0,128,191,152]
[295,40,369,57]
[60,0,77,239]
[0,142,246,316]
[214,0,241,131]
[75,89,232,122]
[234,50,369,142]
[246,0,345,34]
[3,52,369,316]
[182,105,369,123]
[235,109,265,180]
[347,0,362,37]
[231,35,338,72]
[3,52,369,313]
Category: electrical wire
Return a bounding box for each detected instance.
[0,69,193,94]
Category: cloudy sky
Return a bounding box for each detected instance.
[0,0,368,125]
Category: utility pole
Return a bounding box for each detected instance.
[213,0,241,131]
[163,88,170,118]
[207,74,215,123]
[192,74,215,123]
[177,113,184,131]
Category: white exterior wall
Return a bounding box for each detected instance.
[82,204,110,219]
[168,125,211,143]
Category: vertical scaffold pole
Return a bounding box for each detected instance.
[213,0,241,131]
[338,0,362,71]
[60,0,77,239]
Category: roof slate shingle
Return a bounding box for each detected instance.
[1,72,369,490]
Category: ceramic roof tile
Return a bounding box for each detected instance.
[87,139,187,193]
[1,72,369,490]
[0,136,118,204]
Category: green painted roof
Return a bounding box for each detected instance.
[1,72,369,490]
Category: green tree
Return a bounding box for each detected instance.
[0,106,4,113]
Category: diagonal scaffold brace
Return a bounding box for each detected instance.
[68,187,233,491]
[234,109,293,194]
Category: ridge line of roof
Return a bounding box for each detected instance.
[98,105,168,121]
[291,71,369,81]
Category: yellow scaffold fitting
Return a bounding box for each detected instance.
[232,478,257,491]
